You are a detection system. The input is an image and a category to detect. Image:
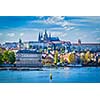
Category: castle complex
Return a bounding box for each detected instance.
[38,30,60,42]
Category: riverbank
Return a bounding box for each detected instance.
[0,67,43,71]
[0,65,100,71]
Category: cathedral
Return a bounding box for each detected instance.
[38,30,60,42]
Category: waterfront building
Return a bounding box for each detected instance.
[16,50,42,67]
[42,54,54,65]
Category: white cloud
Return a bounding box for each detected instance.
[51,32,62,36]
[71,16,100,25]
[46,16,64,24]
[45,16,76,28]
[64,26,75,30]
[30,16,79,31]
[20,33,24,36]
[7,33,15,37]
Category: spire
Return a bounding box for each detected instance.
[19,38,22,49]
[45,29,47,34]
[49,33,51,38]
[44,29,48,41]
[78,39,81,45]
[38,32,41,42]
[40,32,43,38]
[19,38,22,44]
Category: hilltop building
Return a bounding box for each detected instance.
[28,30,60,50]
[38,30,60,42]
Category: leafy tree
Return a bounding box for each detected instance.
[2,50,16,64]
[8,51,16,64]
[0,53,3,64]
[54,50,58,65]
[84,51,91,63]
[2,50,9,63]
[67,53,75,64]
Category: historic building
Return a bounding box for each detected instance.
[76,43,100,52]
[72,39,100,52]
[28,30,60,50]
[16,50,42,67]
[2,42,18,50]
[38,30,60,42]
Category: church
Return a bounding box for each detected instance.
[17,30,61,50]
[38,30,60,42]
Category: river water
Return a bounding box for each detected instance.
[0,67,100,83]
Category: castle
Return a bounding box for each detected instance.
[38,30,60,42]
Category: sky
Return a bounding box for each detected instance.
[0,16,100,44]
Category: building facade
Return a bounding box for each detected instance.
[38,30,60,43]
[2,42,18,50]
[73,43,100,52]
[16,50,42,67]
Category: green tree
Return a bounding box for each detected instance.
[2,50,9,63]
[0,53,3,64]
[8,51,16,64]
[54,50,58,65]
[2,50,16,64]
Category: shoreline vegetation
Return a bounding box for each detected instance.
[0,49,100,71]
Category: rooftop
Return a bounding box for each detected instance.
[48,37,60,41]
[16,50,42,54]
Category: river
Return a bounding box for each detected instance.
[0,67,100,83]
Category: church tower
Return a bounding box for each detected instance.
[40,32,43,42]
[78,39,81,45]
[38,32,41,42]
[44,29,48,41]
[49,33,51,38]
[78,39,81,52]
[19,38,23,50]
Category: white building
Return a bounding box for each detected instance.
[29,41,47,49]
[16,50,42,67]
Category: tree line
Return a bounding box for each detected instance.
[0,50,15,64]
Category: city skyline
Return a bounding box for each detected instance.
[0,16,100,43]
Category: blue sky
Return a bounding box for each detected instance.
[0,16,100,43]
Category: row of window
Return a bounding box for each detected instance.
[16,61,41,64]
[16,54,41,57]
